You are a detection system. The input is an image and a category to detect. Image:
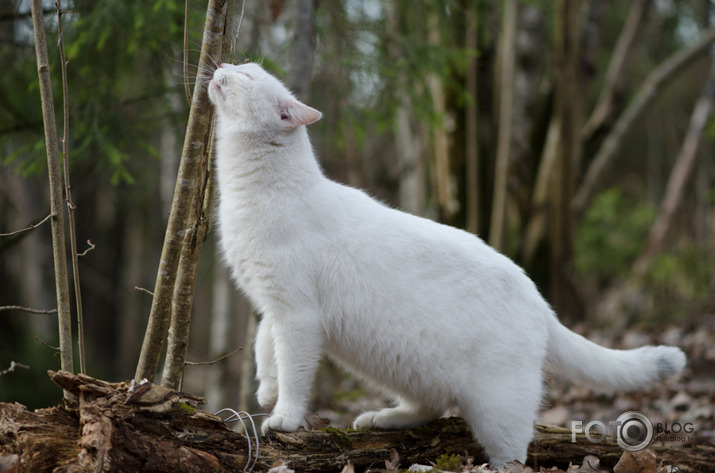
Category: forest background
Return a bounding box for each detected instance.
[0,0,713,421]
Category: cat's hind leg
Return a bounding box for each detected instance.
[353,398,442,430]
[457,369,543,469]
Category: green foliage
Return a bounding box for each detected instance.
[574,188,655,282]
[645,247,715,319]
[1,0,191,185]
[433,453,462,472]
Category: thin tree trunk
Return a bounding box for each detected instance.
[632,58,715,277]
[30,0,74,384]
[549,0,581,316]
[136,0,230,383]
[160,0,236,390]
[573,27,715,214]
[426,9,457,220]
[489,0,517,251]
[464,4,480,235]
[57,1,86,375]
[581,0,652,143]
[288,0,314,101]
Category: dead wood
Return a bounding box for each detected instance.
[0,371,712,472]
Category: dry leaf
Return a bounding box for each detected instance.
[503,460,534,473]
[385,448,400,473]
[340,462,355,473]
[0,454,20,473]
[613,450,658,473]
[309,413,331,430]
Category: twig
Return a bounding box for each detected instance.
[184,0,191,105]
[134,286,154,296]
[57,0,86,375]
[0,214,53,237]
[35,336,61,351]
[0,361,30,376]
[231,0,246,63]
[185,347,243,366]
[77,239,95,257]
[0,305,57,315]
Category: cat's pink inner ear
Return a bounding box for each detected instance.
[279,100,322,127]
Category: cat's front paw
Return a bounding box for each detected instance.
[256,377,278,408]
[353,411,379,429]
[261,413,302,435]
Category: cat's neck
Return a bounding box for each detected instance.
[215,126,324,197]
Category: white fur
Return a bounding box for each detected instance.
[208,63,686,468]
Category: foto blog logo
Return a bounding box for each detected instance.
[571,411,695,451]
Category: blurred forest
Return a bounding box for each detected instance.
[0,0,713,416]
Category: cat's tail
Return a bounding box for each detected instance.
[544,316,686,391]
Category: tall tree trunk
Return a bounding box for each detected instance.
[136,0,230,383]
[489,0,517,251]
[288,0,314,101]
[549,0,581,317]
[30,0,74,384]
[464,3,480,235]
[160,0,237,390]
[426,8,458,220]
[581,0,652,144]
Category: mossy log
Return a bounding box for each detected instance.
[0,371,712,472]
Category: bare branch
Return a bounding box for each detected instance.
[77,239,95,257]
[183,0,191,105]
[574,27,715,214]
[35,336,61,351]
[0,305,57,315]
[0,361,30,376]
[0,214,53,237]
[134,286,154,296]
[184,347,243,366]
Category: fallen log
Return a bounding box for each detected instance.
[0,371,711,472]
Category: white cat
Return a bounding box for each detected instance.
[207,62,686,468]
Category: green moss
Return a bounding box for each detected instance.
[320,426,353,450]
[434,453,462,472]
[174,401,196,415]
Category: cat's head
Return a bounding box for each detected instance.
[208,62,322,136]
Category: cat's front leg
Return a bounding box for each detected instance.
[262,311,323,434]
[255,316,278,408]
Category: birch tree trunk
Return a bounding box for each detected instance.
[30,0,74,383]
[136,0,230,383]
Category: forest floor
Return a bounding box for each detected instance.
[310,313,715,472]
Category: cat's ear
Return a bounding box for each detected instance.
[278,99,322,128]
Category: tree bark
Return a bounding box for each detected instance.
[136,0,229,384]
[1,372,712,473]
[30,0,74,383]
